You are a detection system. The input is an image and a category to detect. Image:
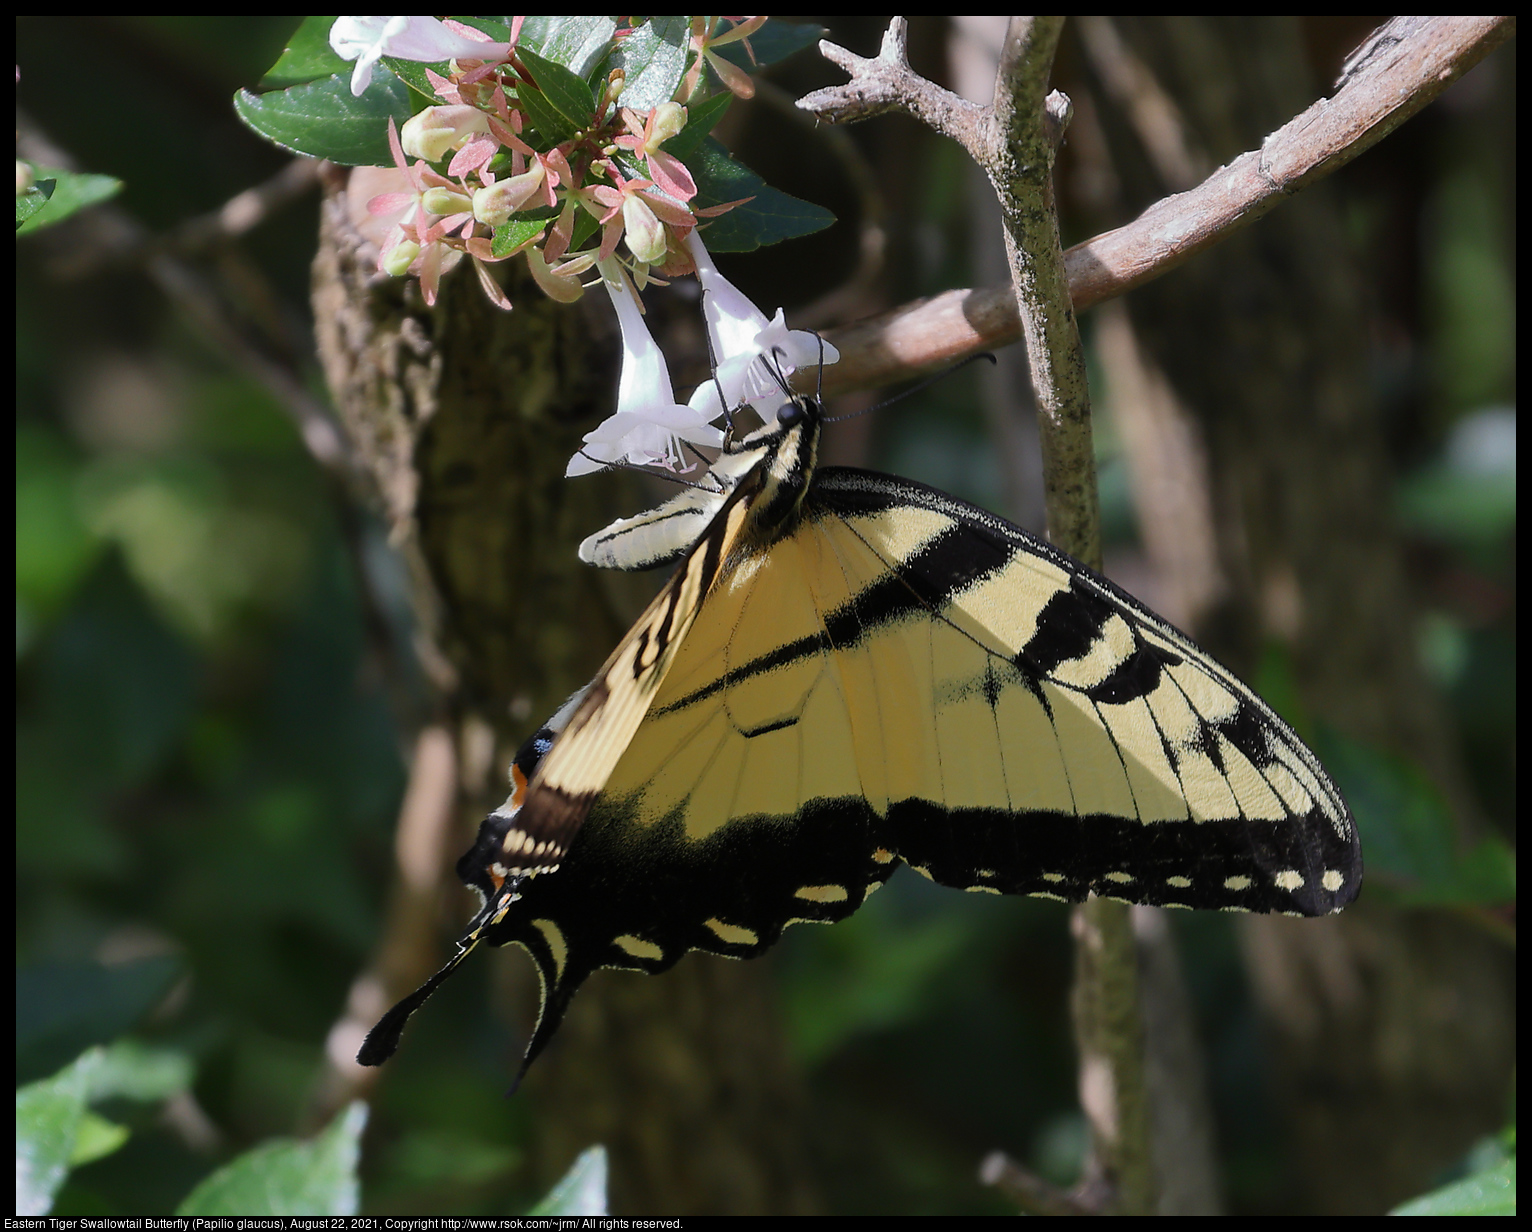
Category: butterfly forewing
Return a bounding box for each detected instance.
[492,480,764,877]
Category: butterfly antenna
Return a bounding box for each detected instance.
[759,344,809,410]
[698,290,738,441]
[824,352,998,424]
[575,449,717,492]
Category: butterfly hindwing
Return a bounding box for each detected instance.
[480,787,896,1079]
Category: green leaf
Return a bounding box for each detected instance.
[16,168,121,235]
[612,16,691,113]
[16,177,54,229]
[664,90,733,161]
[491,217,548,260]
[89,1038,196,1105]
[235,72,411,166]
[1392,1155,1516,1215]
[568,208,600,254]
[381,1128,521,1188]
[15,423,102,618]
[528,1145,608,1216]
[518,48,598,149]
[177,1102,367,1217]
[688,137,835,252]
[16,1049,102,1216]
[259,17,347,89]
[71,1111,131,1168]
[519,16,619,80]
[382,57,451,105]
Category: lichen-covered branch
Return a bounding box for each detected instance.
[800,18,987,152]
[807,15,1515,400]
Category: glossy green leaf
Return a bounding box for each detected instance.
[16,1050,101,1216]
[688,137,835,252]
[518,16,619,80]
[611,16,690,113]
[16,178,54,229]
[381,56,450,105]
[491,216,549,260]
[518,48,598,148]
[234,73,410,166]
[1392,1156,1516,1215]
[259,16,346,89]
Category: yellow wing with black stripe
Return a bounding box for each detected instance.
[358,395,1360,1078]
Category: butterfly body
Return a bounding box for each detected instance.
[359,393,1360,1078]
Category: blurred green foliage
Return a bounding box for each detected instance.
[16,15,1514,1217]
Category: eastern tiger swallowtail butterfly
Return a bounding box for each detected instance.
[358,388,1361,1081]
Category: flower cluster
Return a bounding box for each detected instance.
[565,232,839,478]
[330,15,761,310]
[331,16,834,479]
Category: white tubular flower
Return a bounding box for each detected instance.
[330,16,510,98]
[684,230,838,424]
[566,259,725,477]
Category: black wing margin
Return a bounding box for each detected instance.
[808,466,1361,918]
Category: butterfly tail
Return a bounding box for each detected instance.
[357,935,484,1066]
[507,927,602,1092]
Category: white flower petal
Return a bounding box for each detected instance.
[684,231,838,422]
[566,260,723,475]
[330,16,507,96]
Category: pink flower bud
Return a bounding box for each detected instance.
[648,102,687,148]
[421,186,474,217]
[622,195,667,265]
[472,162,547,226]
[401,105,490,163]
[382,238,421,277]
